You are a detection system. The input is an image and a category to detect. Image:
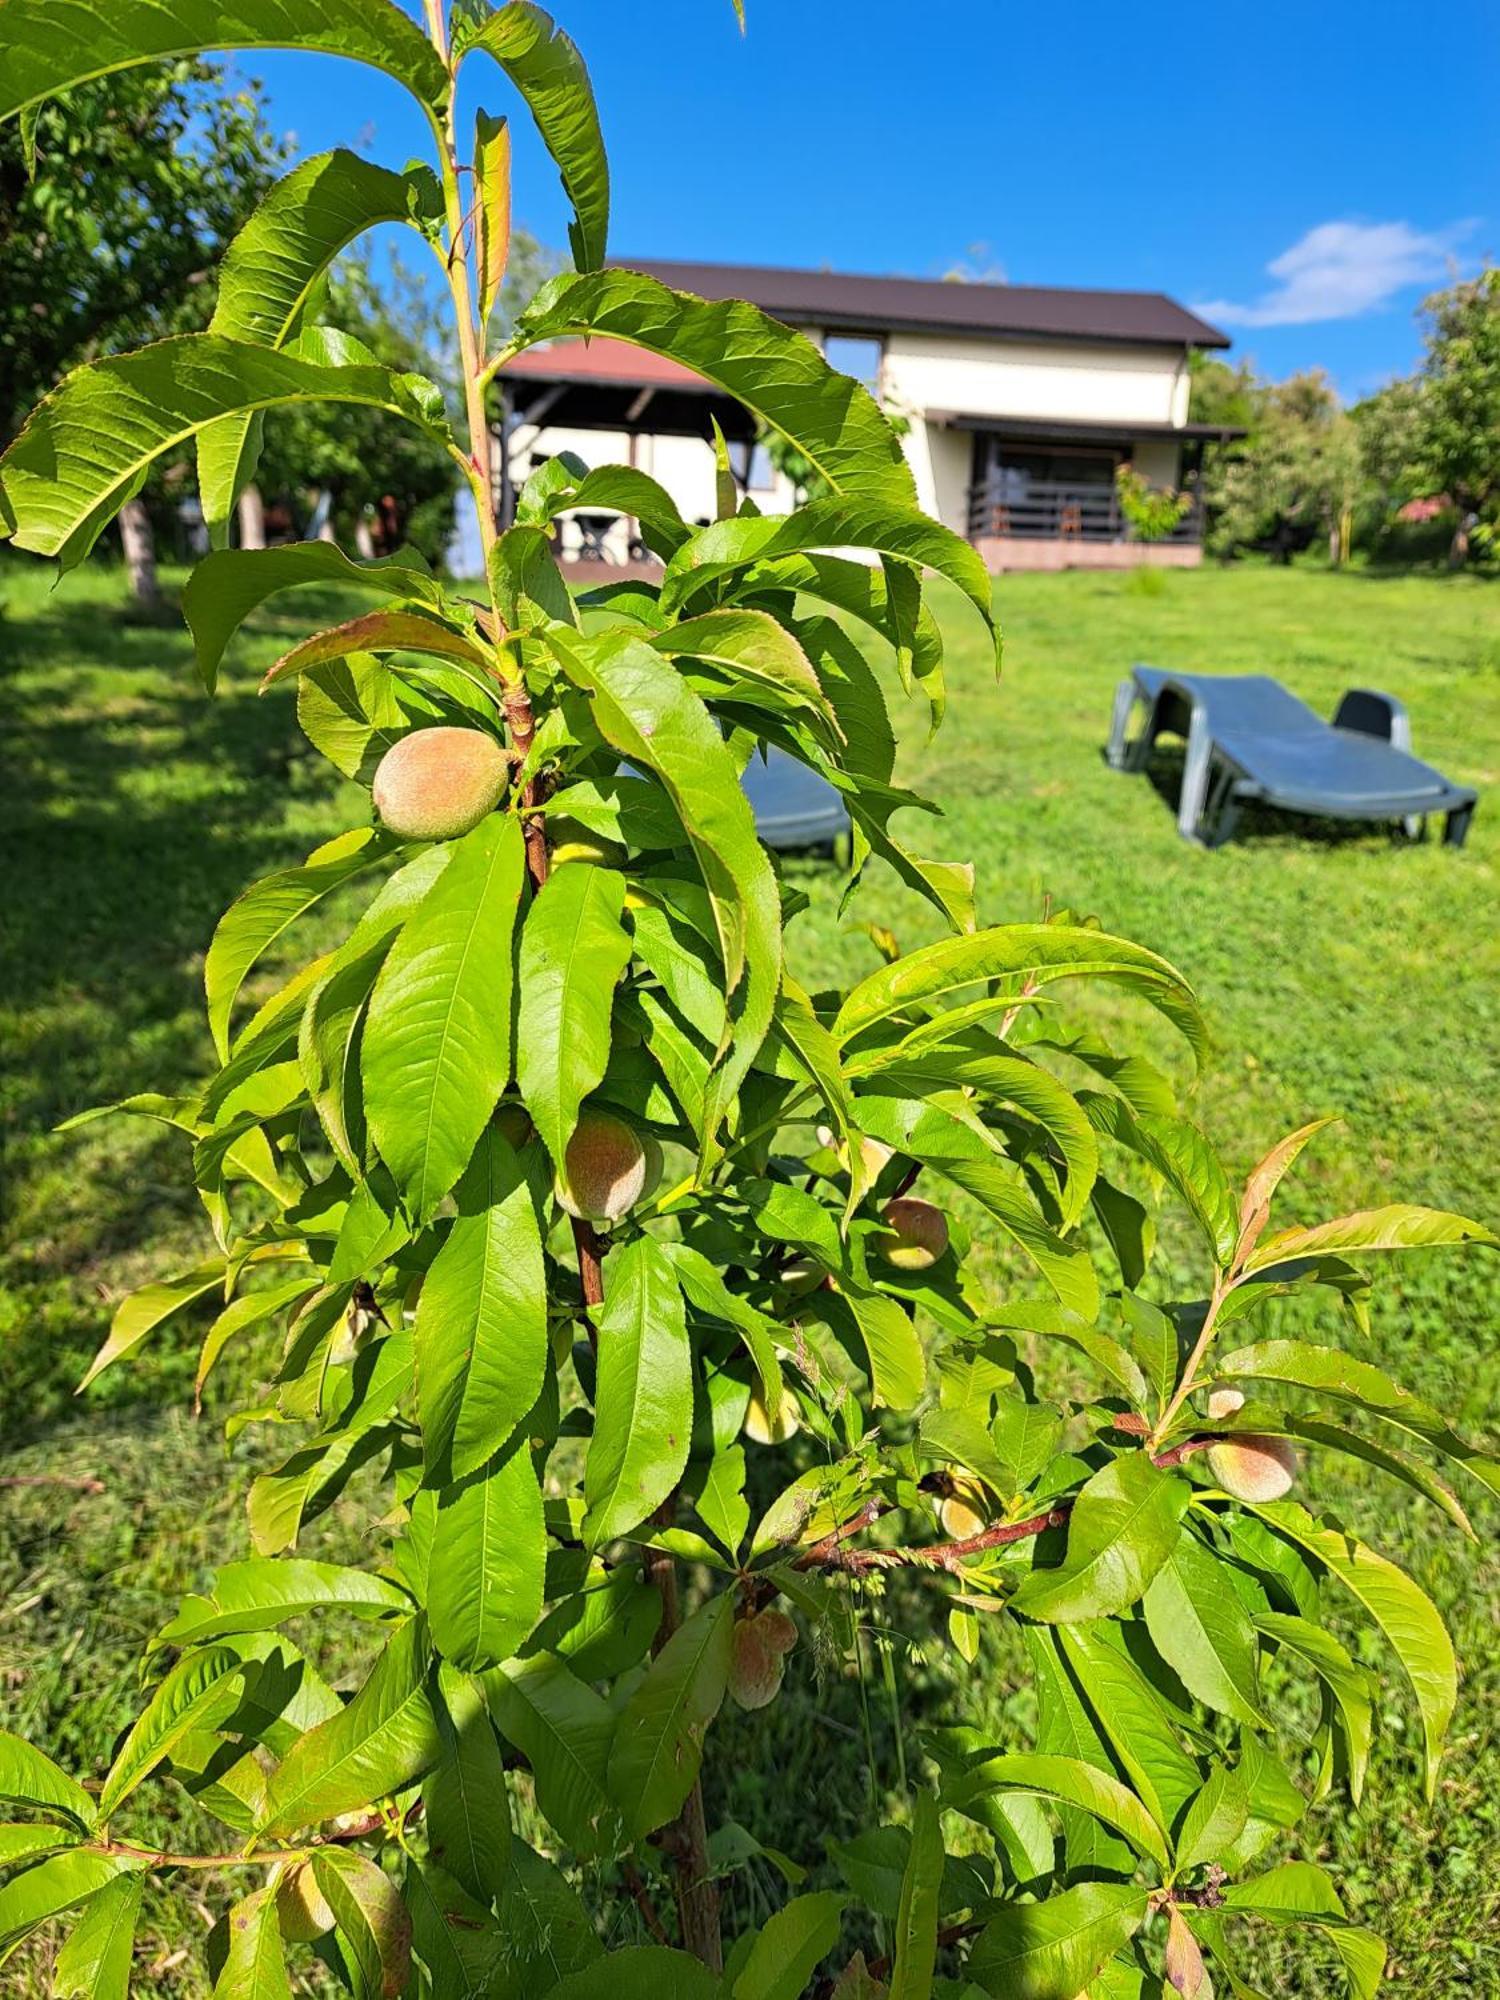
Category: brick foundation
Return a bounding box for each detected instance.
[974,538,1202,573]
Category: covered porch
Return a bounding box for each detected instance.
[494,339,766,565]
[942,414,1241,571]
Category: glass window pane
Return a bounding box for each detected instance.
[823,335,883,390]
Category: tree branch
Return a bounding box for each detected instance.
[90,1805,421,1873]
[644,1502,722,1970]
[621,1858,673,1948]
[793,1433,1221,1578]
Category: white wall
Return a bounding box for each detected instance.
[501,422,794,558]
[883,330,1185,428]
[1132,437,1182,488]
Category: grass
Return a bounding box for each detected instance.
[2,554,1498,1994]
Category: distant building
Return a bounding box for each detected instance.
[496,259,1236,572]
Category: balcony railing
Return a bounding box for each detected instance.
[966,476,1204,544]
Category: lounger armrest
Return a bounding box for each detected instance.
[1333,688,1411,751]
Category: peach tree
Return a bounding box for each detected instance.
[1,4,1495,1996]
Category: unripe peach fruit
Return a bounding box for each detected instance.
[557,1109,658,1223]
[371,727,508,841]
[1207,1387,1245,1420]
[874,1196,950,1272]
[779,1255,825,1297]
[757,1608,798,1655]
[728,1609,798,1709]
[1206,1434,1299,1502]
[814,1126,894,1183]
[493,1101,534,1149]
[276,1862,336,1942]
[744,1385,801,1444]
[548,817,626,868]
[940,1477,987,1540]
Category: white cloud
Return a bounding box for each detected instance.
[1195,218,1475,327]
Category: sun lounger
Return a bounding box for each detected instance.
[742,747,849,853]
[1107,666,1477,848]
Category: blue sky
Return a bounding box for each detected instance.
[251,0,1499,400]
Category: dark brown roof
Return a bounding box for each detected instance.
[626,259,1231,351]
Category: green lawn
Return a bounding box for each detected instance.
[2,557,1497,1994]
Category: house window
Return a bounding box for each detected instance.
[744,443,776,492]
[823,334,884,392]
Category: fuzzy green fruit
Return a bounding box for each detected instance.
[557,1108,659,1223]
[939,1477,987,1539]
[779,1254,825,1297]
[873,1196,950,1272]
[547,816,626,868]
[1206,1434,1299,1502]
[371,726,508,841]
[744,1385,801,1444]
[728,1609,798,1710]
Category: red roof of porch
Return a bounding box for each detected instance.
[499,338,712,390]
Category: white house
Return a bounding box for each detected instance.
[496,260,1235,571]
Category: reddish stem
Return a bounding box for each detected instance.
[796,1430,1221,1578]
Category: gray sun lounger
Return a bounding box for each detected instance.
[1107,666,1477,848]
[742,746,849,853]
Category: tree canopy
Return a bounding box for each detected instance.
[0,61,286,444]
[1357,269,1500,562]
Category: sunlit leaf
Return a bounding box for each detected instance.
[1142,1527,1269,1728]
[517,861,633,1174]
[1011,1454,1190,1623]
[364,813,526,1219]
[484,1653,623,1858]
[258,1617,443,1837]
[510,269,914,506]
[0,336,452,569]
[424,1666,512,1904]
[0,0,449,122]
[311,1848,412,1999]
[429,1437,547,1672]
[968,1881,1150,2000]
[1243,1203,1496,1274]
[585,1236,693,1547]
[417,1124,548,1484]
[184,542,441,693]
[52,1870,142,2000]
[607,1593,731,1840]
[200,149,425,541]
[460,2,609,271]
[1247,1499,1456,1799]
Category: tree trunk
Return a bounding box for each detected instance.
[1449,515,1472,567]
[119,498,160,607]
[643,1540,723,1970]
[237,484,266,551]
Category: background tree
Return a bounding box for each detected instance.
[1205,370,1363,564]
[1356,270,1500,565]
[0,62,286,599]
[1113,463,1191,542]
[252,257,462,564]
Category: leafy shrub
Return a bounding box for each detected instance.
[0,5,1494,1996]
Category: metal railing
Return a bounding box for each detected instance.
[966,476,1204,544]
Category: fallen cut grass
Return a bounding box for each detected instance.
[1,554,1497,1994]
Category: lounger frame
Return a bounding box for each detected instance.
[1107,667,1477,848]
